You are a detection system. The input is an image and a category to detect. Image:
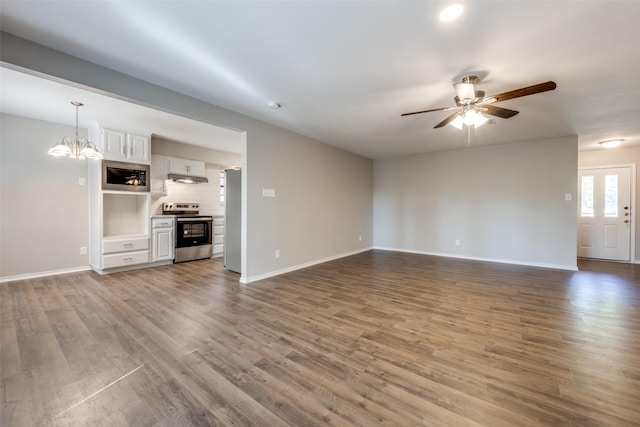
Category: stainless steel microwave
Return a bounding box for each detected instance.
[102,160,150,192]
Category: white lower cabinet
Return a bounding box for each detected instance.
[152,217,174,262]
[103,236,149,254]
[102,250,150,270]
[101,236,149,269]
[213,215,224,257]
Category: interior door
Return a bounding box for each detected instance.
[578,167,632,261]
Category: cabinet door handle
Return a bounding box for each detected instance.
[123,257,134,262]
[123,243,134,247]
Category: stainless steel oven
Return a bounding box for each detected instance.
[163,202,213,263]
[175,216,213,262]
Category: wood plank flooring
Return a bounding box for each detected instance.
[1,251,639,426]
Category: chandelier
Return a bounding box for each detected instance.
[47,101,103,160]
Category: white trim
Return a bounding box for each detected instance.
[240,131,248,282]
[0,266,92,283]
[240,247,373,284]
[374,246,579,271]
[578,164,636,262]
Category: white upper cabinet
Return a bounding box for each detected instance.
[127,133,150,163]
[101,128,150,163]
[169,158,205,176]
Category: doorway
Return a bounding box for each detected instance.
[578,166,634,261]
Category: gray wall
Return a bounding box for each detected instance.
[1,113,90,278]
[248,126,373,278]
[1,33,374,282]
[374,136,578,269]
[579,145,640,262]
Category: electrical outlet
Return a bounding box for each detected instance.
[80,246,87,255]
[275,249,280,258]
[455,239,461,246]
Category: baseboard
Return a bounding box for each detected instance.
[91,259,175,275]
[0,266,92,283]
[374,246,579,271]
[241,246,374,284]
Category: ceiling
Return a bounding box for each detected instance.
[0,67,244,153]
[1,1,640,159]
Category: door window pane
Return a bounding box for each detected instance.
[581,176,594,217]
[604,175,618,217]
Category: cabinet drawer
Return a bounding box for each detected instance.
[103,236,149,254]
[213,234,224,244]
[152,218,175,228]
[102,250,149,269]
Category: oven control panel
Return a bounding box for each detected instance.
[163,202,200,213]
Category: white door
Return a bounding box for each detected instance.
[578,167,632,261]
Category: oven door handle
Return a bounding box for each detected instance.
[176,217,213,222]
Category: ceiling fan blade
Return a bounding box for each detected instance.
[401,106,458,117]
[489,81,557,103]
[434,111,460,128]
[482,105,520,119]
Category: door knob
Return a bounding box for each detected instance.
[624,219,630,223]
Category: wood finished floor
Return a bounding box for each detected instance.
[1,251,639,426]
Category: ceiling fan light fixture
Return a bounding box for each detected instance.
[450,114,464,129]
[454,82,475,102]
[599,139,623,148]
[462,109,478,126]
[473,113,489,128]
[439,4,464,22]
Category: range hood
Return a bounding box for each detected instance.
[167,173,208,184]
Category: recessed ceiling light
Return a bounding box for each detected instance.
[268,102,281,109]
[599,139,623,148]
[439,4,464,22]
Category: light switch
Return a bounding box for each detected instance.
[78,177,86,186]
[262,188,276,197]
[565,193,572,201]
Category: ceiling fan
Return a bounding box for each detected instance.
[401,76,557,129]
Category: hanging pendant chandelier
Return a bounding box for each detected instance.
[47,101,103,160]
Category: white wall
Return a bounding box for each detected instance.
[1,33,374,282]
[579,145,640,261]
[1,113,90,279]
[374,136,578,270]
